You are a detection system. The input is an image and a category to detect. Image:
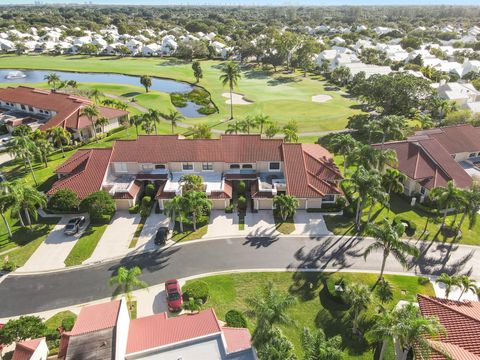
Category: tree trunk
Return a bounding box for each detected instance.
[378,250,388,282]
[179,216,184,233]
[91,120,99,143]
[355,197,364,231]
[381,134,386,151]
[458,289,465,301]
[458,210,468,229]
[1,211,12,239]
[24,207,32,229]
[44,154,48,168]
[442,203,449,228]
[343,155,347,175]
[192,212,197,231]
[60,143,65,158]
[26,157,38,186]
[229,85,234,120]
[379,339,388,360]
[394,339,406,360]
[171,122,174,134]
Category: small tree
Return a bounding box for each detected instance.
[273,194,299,222]
[109,266,148,302]
[435,273,460,299]
[0,316,47,345]
[96,117,110,134]
[302,327,342,360]
[80,104,100,142]
[344,282,372,335]
[80,191,115,223]
[48,189,80,212]
[140,75,152,93]
[47,127,71,158]
[192,61,203,83]
[179,174,204,192]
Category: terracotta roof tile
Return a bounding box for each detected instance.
[69,300,121,336]
[112,180,142,200]
[12,338,44,360]
[222,327,252,354]
[413,124,480,155]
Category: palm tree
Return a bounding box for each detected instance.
[329,133,359,174]
[188,124,212,139]
[246,281,296,346]
[141,113,155,134]
[382,168,406,196]
[219,61,242,119]
[457,183,480,230]
[147,109,162,135]
[273,194,299,222]
[302,327,342,360]
[435,273,461,299]
[44,73,60,90]
[225,121,244,135]
[364,220,420,284]
[0,187,14,239]
[254,113,271,135]
[344,282,372,335]
[367,308,398,360]
[365,186,389,224]
[80,104,100,142]
[162,110,183,134]
[376,148,398,173]
[95,117,110,134]
[164,196,185,233]
[34,138,54,168]
[429,181,462,228]
[109,266,148,302]
[140,75,152,93]
[376,115,406,150]
[283,127,299,143]
[47,127,70,158]
[457,275,477,300]
[239,116,257,134]
[130,115,142,137]
[89,88,103,104]
[353,145,380,171]
[7,136,39,186]
[257,328,296,360]
[182,191,211,231]
[8,182,46,229]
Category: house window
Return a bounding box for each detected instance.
[202,163,213,171]
[182,162,194,171]
[242,164,253,169]
[155,164,166,170]
[420,187,427,196]
[116,162,128,173]
[28,106,34,112]
[230,164,240,169]
[469,153,477,158]
[269,162,280,171]
[323,194,335,203]
[141,163,154,171]
[20,104,26,111]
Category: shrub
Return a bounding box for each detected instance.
[48,189,80,212]
[80,191,116,224]
[61,317,75,331]
[225,204,234,213]
[376,279,394,303]
[2,261,16,272]
[107,127,124,136]
[225,310,247,328]
[170,93,187,107]
[144,183,155,197]
[237,195,247,210]
[418,276,430,285]
[141,196,152,207]
[326,277,347,304]
[237,181,246,194]
[198,106,217,115]
[128,205,139,214]
[183,280,209,303]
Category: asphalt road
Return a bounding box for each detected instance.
[0,235,478,317]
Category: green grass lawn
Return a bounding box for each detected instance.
[45,310,77,330]
[171,225,208,242]
[63,223,108,266]
[274,215,295,234]
[187,272,434,359]
[0,55,361,132]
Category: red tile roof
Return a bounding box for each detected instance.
[209,180,233,199]
[417,295,480,359]
[0,86,127,132]
[12,338,44,360]
[126,308,223,355]
[413,124,480,155]
[68,300,121,336]
[374,138,472,190]
[222,327,252,354]
[112,180,142,200]
[48,148,113,199]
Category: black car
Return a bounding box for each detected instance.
[64,216,86,235]
[155,227,169,245]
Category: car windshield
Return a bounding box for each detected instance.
[65,224,75,230]
[168,292,180,301]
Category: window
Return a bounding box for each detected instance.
[202,163,213,171]
[182,163,193,171]
[230,164,240,169]
[28,106,34,112]
[323,194,335,203]
[269,162,280,171]
[420,187,427,196]
[20,104,26,111]
[116,162,128,173]
[242,164,253,169]
[141,163,154,171]
[469,153,477,158]
[155,164,166,170]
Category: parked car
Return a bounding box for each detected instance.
[165,279,183,312]
[154,226,169,245]
[64,216,86,235]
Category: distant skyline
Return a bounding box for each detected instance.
[3,0,480,6]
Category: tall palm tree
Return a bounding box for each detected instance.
[302,327,342,360]
[80,104,100,142]
[240,116,257,134]
[435,273,461,299]
[376,115,406,150]
[8,182,46,229]
[254,113,271,135]
[147,109,162,135]
[376,148,398,173]
[273,194,299,222]
[47,127,70,158]
[353,145,381,171]
[162,110,184,134]
[364,220,420,284]
[89,88,103,104]
[109,266,148,302]
[219,61,242,120]
[164,196,185,233]
[7,136,39,186]
[429,181,462,228]
[457,275,477,300]
[0,187,14,239]
[382,168,406,196]
[44,73,60,90]
[366,309,398,360]
[344,282,372,335]
[188,124,212,139]
[34,138,54,168]
[130,114,142,137]
[457,183,480,229]
[141,113,155,134]
[329,133,359,174]
[225,121,244,135]
[365,186,389,224]
[246,281,296,346]
[95,117,110,134]
[182,191,211,231]
[283,128,298,143]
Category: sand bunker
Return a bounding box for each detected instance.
[222,92,253,105]
[312,94,333,103]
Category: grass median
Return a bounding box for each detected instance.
[64,223,108,267]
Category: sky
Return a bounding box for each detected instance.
[2,0,480,6]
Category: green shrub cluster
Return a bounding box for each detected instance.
[170,93,187,107]
[79,191,115,224]
[182,280,209,303]
[61,317,75,331]
[225,310,247,328]
[48,189,80,212]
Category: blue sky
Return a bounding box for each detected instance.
[3,0,480,5]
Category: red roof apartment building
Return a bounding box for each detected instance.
[373,124,480,198]
[49,135,343,211]
[417,295,480,359]
[0,86,128,140]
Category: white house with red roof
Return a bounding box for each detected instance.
[54,299,255,360]
[0,86,128,140]
[11,338,48,360]
[49,135,343,211]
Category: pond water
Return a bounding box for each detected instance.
[0,69,207,117]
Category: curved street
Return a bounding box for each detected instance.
[0,235,478,317]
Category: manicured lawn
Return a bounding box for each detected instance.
[171,225,208,242]
[64,224,108,266]
[45,311,77,330]
[274,215,295,234]
[0,55,362,132]
[186,272,434,359]
[129,217,146,248]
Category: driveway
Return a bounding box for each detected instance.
[291,211,331,236]
[135,212,170,252]
[245,211,279,237]
[18,216,89,273]
[85,212,141,264]
[206,210,246,238]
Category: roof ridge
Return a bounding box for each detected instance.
[303,149,342,177]
[418,295,480,325]
[417,139,457,182]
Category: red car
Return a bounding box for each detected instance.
[165,279,183,312]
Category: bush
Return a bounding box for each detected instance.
[198,106,217,115]
[418,276,430,285]
[145,183,155,197]
[2,261,16,272]
[48,189,80,212]
[225,204,234,213]
[141,196,152,207]
[237,181,246,194]
[183,280,209,303]
[326,277,347,304]
[237,195,247,211]
[107,127,124,136]
[80,191,116,224]
[128,205,139,214]
[225,310,247,328]
[61,317,75,331]
[170,93,187,107]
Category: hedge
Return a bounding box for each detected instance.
[182,280,209,303]
[225,310,247,328]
